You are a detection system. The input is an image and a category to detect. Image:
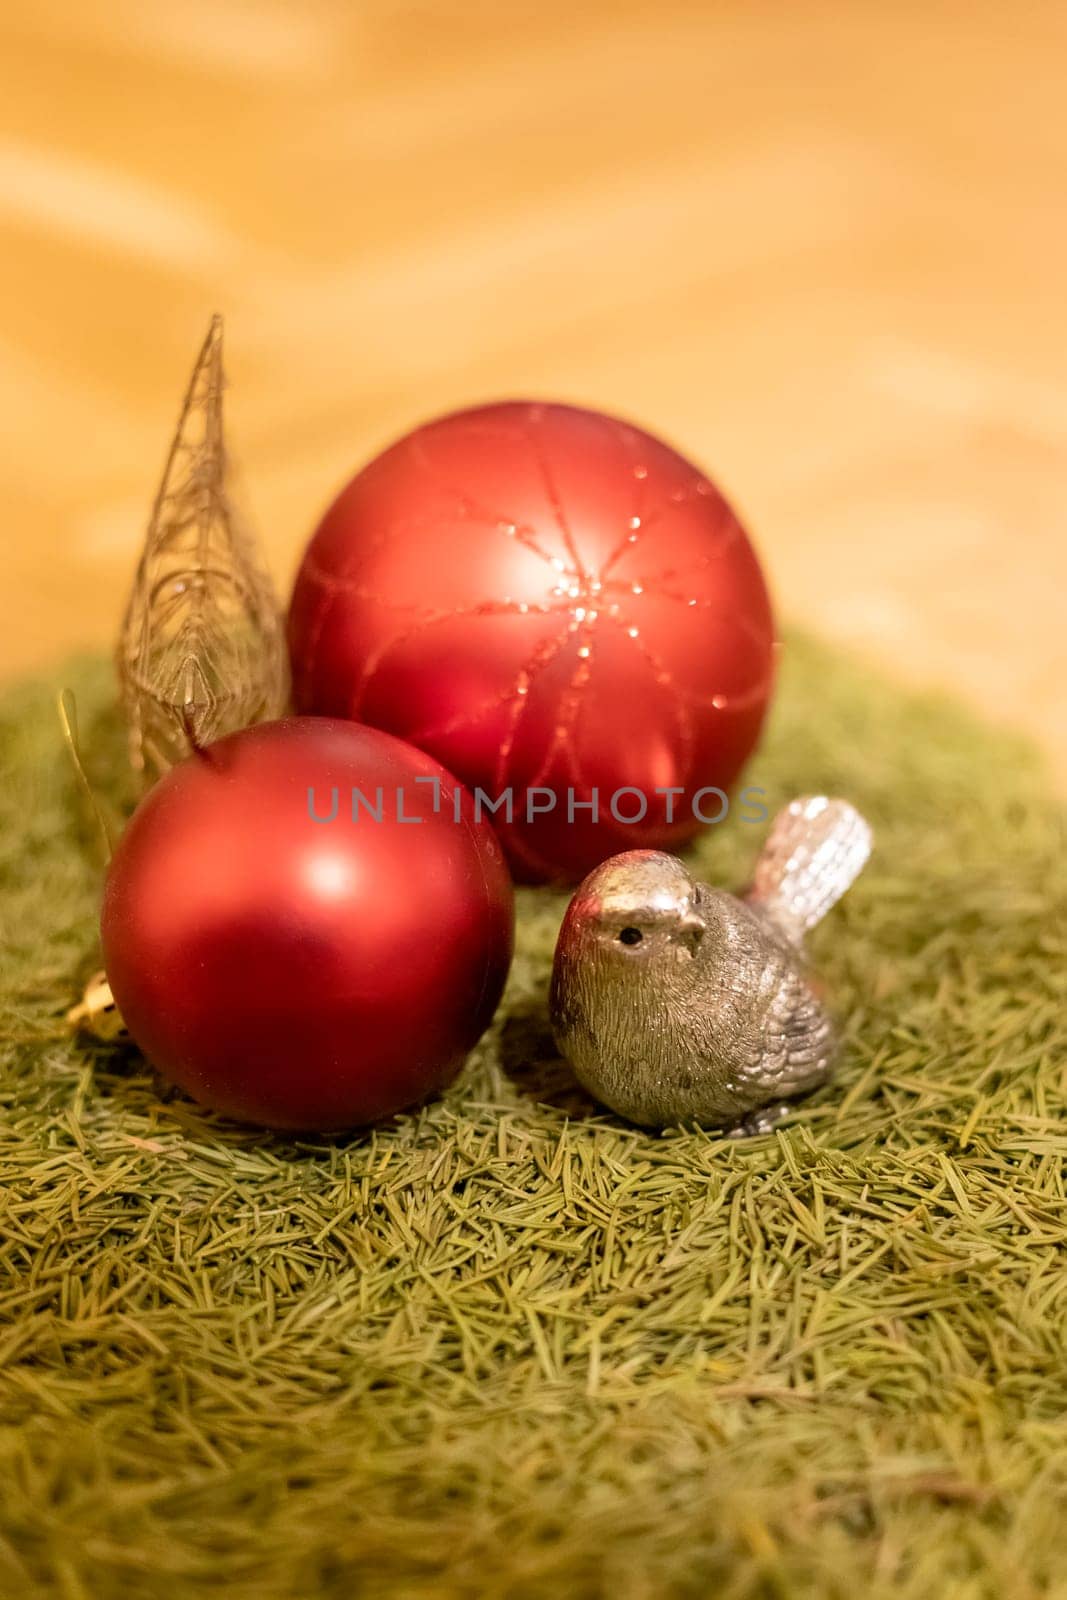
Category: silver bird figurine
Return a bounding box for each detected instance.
[550,797,872,1134]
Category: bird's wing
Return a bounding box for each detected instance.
[733,961,837,1100]
[686,909,837,1106]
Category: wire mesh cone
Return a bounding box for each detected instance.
[116,316,290,782]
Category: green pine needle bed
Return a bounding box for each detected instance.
[1,635,1065,1600]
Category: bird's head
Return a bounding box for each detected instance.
[563,850,707,968]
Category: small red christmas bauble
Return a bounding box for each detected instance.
[288,401,775,882]
[100,719,514,1131]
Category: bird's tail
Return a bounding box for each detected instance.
[746,796,871,945]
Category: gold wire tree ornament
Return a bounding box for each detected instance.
[117,315,290,781]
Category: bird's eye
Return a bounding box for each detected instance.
[618,926,643,946]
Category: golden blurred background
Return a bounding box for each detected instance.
[2,0,1065,773]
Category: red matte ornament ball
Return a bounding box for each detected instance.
[101,718,514,1131]
[288,401,776,883]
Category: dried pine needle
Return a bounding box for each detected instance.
[1,633,1065,1600]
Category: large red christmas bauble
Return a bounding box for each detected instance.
[288,401,776,882]
[101,719,514,1131]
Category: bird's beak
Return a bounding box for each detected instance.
[678,906,705,954]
